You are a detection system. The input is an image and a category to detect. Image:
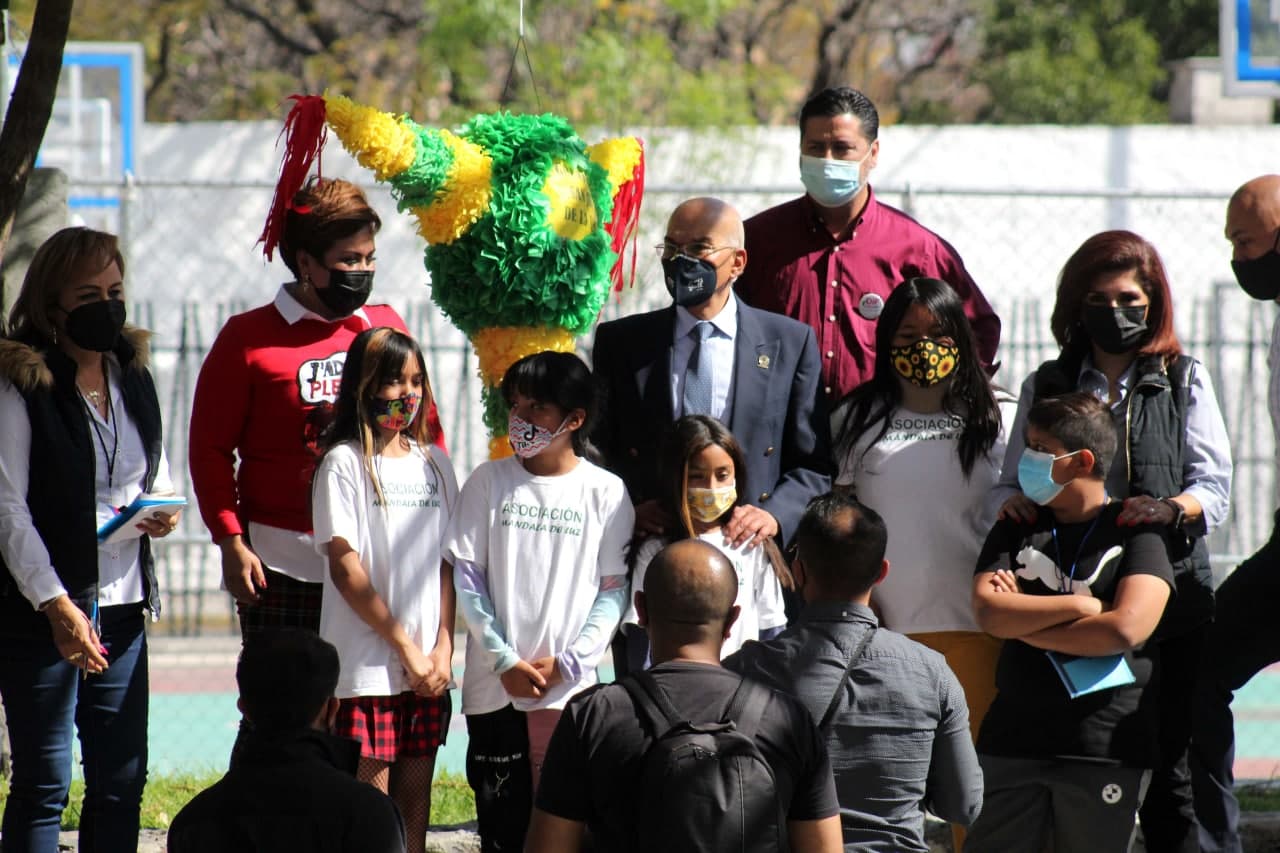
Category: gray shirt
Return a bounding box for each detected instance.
[724,602,982,853]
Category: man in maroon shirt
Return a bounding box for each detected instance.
[735,86,1001,403]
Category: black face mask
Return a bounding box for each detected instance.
[314,269,374,316]
[1231,242,1280,301]
[1081,303,1149,355]
[64,299,126,352]
[662,255,720,308]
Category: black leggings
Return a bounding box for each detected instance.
[465,705,533,852]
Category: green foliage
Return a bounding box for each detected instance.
[0,768,478,830]
[1126,0,1219,64]
[430,770,478,826]
[977,0,1167,123]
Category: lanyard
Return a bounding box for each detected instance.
[1049,510,1104,593]
[82,384,118,489]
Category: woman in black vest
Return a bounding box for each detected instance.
[0,227,179,853]
[993,230,1232,853]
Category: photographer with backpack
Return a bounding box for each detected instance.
[527,539,841,853]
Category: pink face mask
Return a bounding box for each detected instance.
[508,411,570,459]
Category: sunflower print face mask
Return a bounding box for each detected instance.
[890,339,959,387]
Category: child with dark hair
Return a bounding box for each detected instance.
[444,350,634,852]
[618,415,790,671]
[312,327,457,853]
[832,277,1013,785]
[168,628,407,853]
[968,392,1175,853]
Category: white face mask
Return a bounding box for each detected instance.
[799,153,869,208]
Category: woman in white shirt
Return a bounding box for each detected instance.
[0,227,178,853]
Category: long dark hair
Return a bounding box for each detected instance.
[627,415,791,589]
[500,350,601,464]
[319,327,436,504]
[835,277,1000,478]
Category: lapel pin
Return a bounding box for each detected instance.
[858,292,885,320]
[757,354,771,369]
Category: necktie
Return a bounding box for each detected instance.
[683,321,714,416]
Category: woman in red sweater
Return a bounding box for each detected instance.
[189,177,442,637]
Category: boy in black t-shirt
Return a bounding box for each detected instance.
[967,393,1174,853]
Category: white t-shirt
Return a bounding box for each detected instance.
[313,440,458,698]
[444,456,633,715]
[625,531,787,658]
[835,401,1013,634]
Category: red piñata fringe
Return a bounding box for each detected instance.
[257,94,329,261]
[603,139,645,294]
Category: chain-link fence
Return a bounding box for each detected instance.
[47,178,1278,778]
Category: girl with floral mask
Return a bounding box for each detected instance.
[831,276,1011,852]
[616,415,792,673]
[443,351,634,852]
[992,230,1233,850]
[311,326,455,853]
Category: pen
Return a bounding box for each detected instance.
[84,599,100,681]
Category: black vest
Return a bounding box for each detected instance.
[0,335,163,636]
[1034,352,1212,632]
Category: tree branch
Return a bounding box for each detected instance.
[223,0,320,57]
[0,0,74,284]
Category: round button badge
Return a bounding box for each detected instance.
[858,292,885,320]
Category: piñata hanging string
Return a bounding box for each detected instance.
[501,0,542,110]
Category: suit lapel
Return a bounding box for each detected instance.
[639,307,675,424]
[728,305,778,434]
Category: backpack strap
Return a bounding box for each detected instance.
[723,676,771,741]
[817,626,876,731]
[622,670,684,735]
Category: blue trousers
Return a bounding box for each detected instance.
[0,603,149,853]
[1191,514,1280,853]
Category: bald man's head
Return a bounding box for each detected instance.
[1227,175,1280,260]
[666,197,746,248]
[643,539,738,630]
[661,198,748,319]
[1227,175,1280,301]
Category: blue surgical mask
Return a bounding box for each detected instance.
[799,154,866,208]
[1017,448,1083,505]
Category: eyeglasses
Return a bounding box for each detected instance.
[654,242,736,261]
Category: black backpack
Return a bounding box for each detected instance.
[620,670,787,853]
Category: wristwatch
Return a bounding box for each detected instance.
[1160,497,1186,530]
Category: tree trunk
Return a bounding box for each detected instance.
[0,0,74,307]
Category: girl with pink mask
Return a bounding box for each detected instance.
[311,327,458,852]
[443,351,634,852]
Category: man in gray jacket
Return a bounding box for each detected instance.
[726,493,982,851]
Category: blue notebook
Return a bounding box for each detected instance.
[1045,651,1136,699]
[97,494,187,545]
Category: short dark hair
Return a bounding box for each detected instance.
[501,350,600,462]
[794,492,887,597]
[236,628,339,734]
[799,87,879,141]
[279,177,382,279]
[1026,392,1116,480]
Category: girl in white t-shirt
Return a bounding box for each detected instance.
[312,327,458,853]
[832,278,1010,763]
[620,415,790,671]
[444,351,633,852]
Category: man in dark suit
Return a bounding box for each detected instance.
[591,197,831,549]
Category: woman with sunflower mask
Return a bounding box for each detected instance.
[832,277,1013,755]
[993,230,1232,852]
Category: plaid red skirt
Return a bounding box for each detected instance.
[335,691,452,762]
[236,568,322,637]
